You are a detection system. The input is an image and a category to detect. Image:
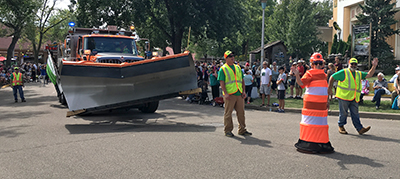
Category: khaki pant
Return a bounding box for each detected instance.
[223,95,246,134]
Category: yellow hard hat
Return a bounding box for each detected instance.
[349,58,358,64]
[224,50,233,59]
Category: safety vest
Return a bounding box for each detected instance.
[12,72,23,86]
[300,69,329,143]
[221,64,243,95]
[336,68,362,102]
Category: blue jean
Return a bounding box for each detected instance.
[338,99,363,131]
[373,88,385,107]
[13,85,25,101]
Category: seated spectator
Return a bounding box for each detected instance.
[360,79,369,104]
[391,75,400,105]
[372,72,388,109]
[388,66,400,83]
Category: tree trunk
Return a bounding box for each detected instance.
[172,28,183,54]
[6,31,21,67]
[34,32,44,64]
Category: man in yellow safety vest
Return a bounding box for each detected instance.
[328,58,378,135]
[218,50,252,137]
[11,67,26,103]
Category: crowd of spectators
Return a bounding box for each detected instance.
[191,57,400,110]
[0,62,48,86]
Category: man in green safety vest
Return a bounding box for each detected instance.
[10,67,26,103]
[328,58,378,135]
[218,50,252,137]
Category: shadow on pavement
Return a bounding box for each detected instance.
[0,124,31,138]
[0,90,57,107]
[65,122,217,134]
[322,151,384,170]
[66,110,216,134]
[1,111,50,121]
[353,134,400,144]
[232,135,272,148]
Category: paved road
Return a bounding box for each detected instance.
[1,83,400,178]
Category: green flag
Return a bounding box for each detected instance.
[46,55,57,85]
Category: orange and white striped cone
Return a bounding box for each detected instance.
[294,69,334,154]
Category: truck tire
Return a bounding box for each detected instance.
[139,101,159,113]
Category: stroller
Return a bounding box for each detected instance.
[190,80,211,105]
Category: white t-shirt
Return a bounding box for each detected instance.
[260,67,272,85]
[277,73,287,90]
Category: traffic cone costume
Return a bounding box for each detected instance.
[294,53,334,154]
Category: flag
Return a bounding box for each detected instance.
[46,55,57,85]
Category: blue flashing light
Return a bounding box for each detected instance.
[68,22,75,27]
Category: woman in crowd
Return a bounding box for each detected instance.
[271,62,279,95]
[372,72,388,109]
[209,68,219,101]
[326,63,336,101]
[360,79,370,105]
[243,69,254,104]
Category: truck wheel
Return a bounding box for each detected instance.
[59,93,67,105]
[139,101,159,113]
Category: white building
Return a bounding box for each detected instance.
[329,0,400,60]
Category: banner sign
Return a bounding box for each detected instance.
[353,24,370,56]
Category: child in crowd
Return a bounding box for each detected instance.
[243,69,254,104]
[360,79,369,104]
[276,67,286,112]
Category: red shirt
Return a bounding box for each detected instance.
[298,65,305,77]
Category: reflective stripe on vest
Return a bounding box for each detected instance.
[12,72,22,86]
[336,69,361,102]
[221,64,243,95]
[300,69,329,143]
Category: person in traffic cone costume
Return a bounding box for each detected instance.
[291,53,334,153]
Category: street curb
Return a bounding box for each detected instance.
[245,105,400,120]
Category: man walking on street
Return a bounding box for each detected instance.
[328,58,378,135]
[218,50,252,137]
[11,67,26,103]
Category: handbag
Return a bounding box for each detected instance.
[392,96,400,110]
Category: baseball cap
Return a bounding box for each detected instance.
[14,67,19,70]
[395,67,400,71]
[349,58,358,64]
[224,50,233,59]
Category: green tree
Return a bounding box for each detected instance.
[266,0,291,45]
[357,0,400,73]
[313,0,333,27]
[331,34,338,54]
[0,0,39,66]
[45,9,76,43]
[73,0,247,54]
[286,0,320,58]
[267,0,320,59]
[23,0,69,64]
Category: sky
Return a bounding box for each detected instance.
[54,0,70,10]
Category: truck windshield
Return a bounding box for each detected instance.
[84,37,137,55]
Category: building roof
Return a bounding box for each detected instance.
[249,40,287,54]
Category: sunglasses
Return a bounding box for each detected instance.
[227,55,234,58]
[350,63,358,66]
[313,61,323,65]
